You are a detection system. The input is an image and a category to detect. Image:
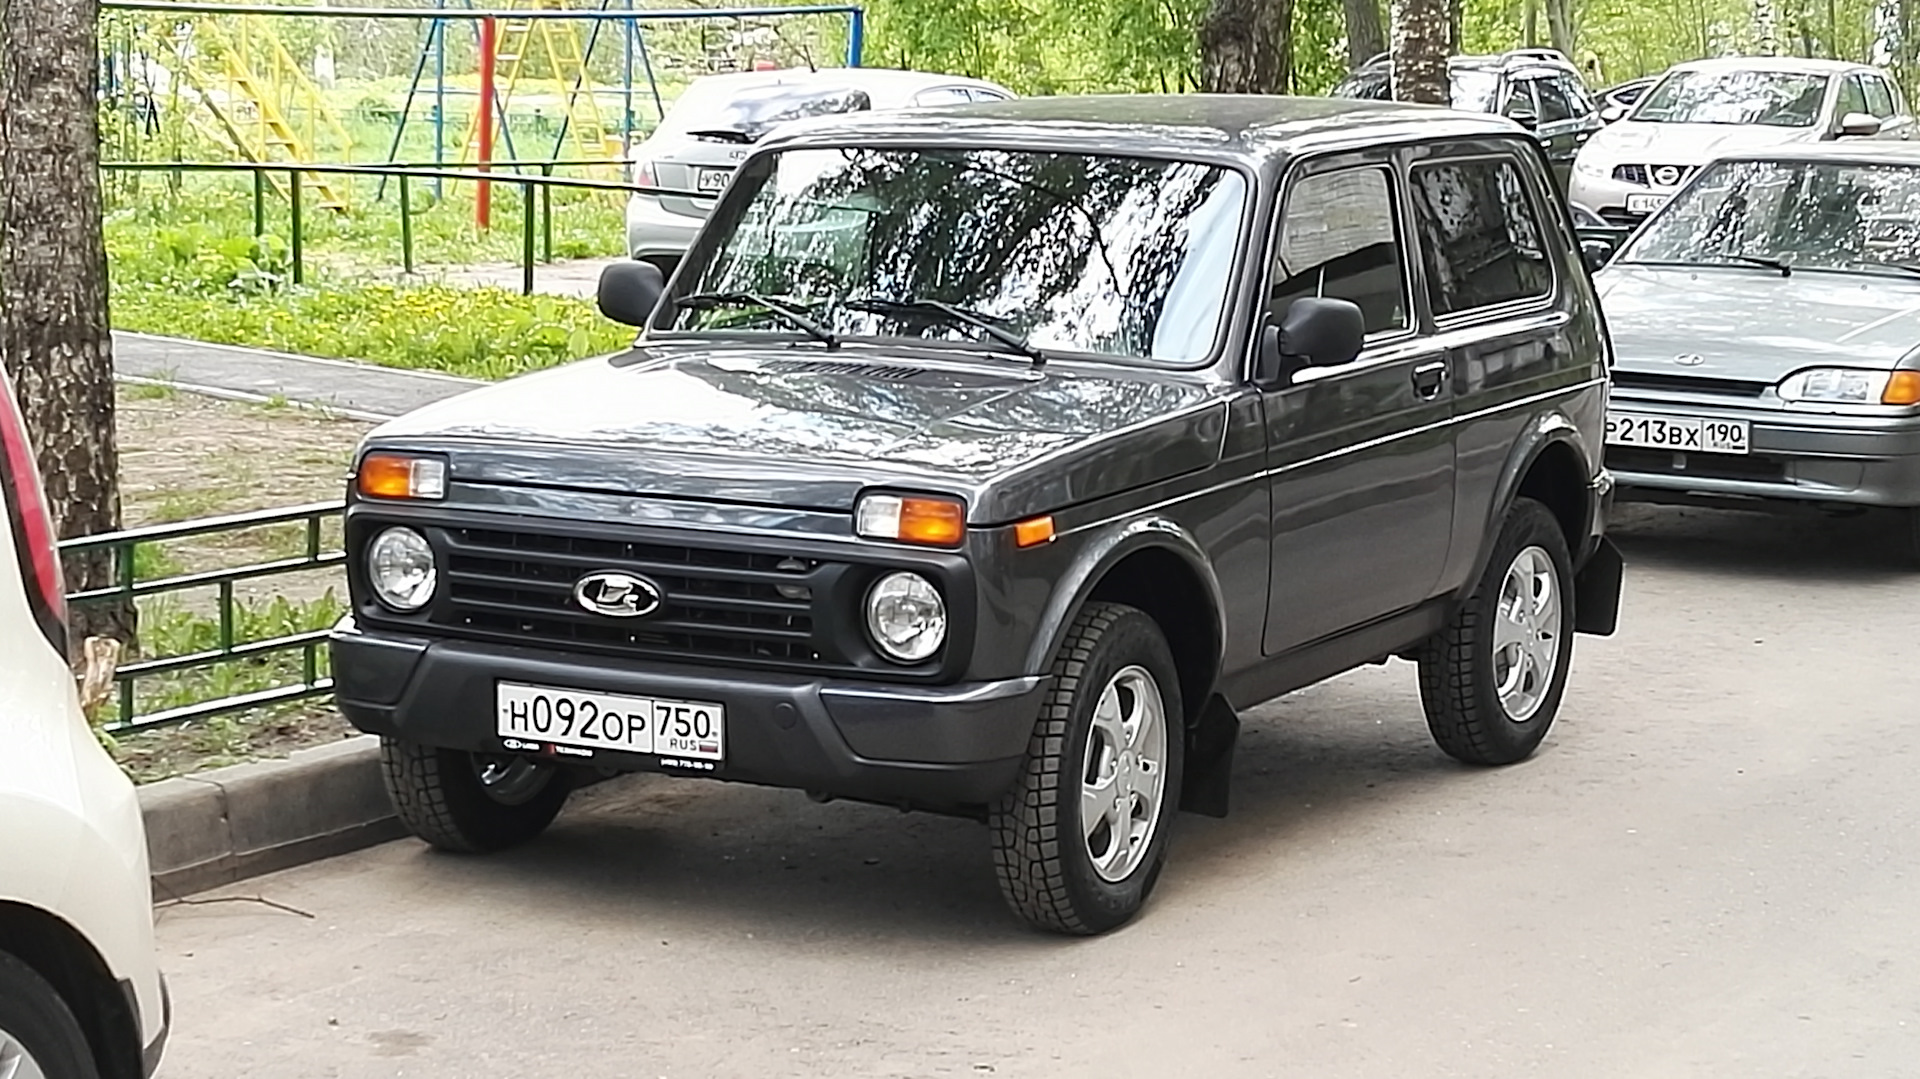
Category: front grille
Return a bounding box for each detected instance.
[435,525,825,665]
[1612,371,1770,397]
[1612,164,1649,185]
[1607,446,1787,483]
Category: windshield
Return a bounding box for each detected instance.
[668,147,1248,365]
[1619,158,1920,274]
[1451,69,1502,113]
[1629,69,1830,127]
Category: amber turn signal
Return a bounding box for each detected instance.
[856,493,967,547]
[1885,371,1920,406]
[1013,516,1056,548]
[356,453,448,501]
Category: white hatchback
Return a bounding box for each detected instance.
[0,369,167,1078]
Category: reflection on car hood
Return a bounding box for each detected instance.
[1580,120,1816,169]
[1598,264,1920,381]
[364,344,1227,522]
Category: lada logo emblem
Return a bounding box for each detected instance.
[1652,165,1682,187]
[1672,353,1705,366]
[573,571,664,618]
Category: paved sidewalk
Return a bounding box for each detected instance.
[113,332,483,421]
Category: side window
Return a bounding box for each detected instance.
[1862,76,1896,119]
[1273,166,1409,338]
[1555,75,1594,117]
[1409,154,1555,316]
[967,89,1011,102]
[912,87,975,106]
[1534,77,1577,123]
[1837,75,1869,119]
[1501,79,1540,119]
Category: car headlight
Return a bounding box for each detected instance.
[864,571,947,663]
[368,527,437,611]
[855,492,966,548]
[1574,150,1608,178]
[1778,368,1920,405]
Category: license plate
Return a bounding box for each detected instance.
[1606,412,1750,455]
[495,681,725,764]
[1627,193,1669,214]
[695,167,732,193]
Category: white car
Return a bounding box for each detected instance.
[1568,56,1913,227]
[625,67,1014,275]
[0,369,167,1078]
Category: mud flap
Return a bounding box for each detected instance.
[1180,695,1239,818]
[1574,537,1624,636]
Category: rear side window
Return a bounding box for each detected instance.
[1410,155,1554,316]
[1862,76,1896,119]
[1273,166,1408,336]
[1532,78,1576,123]
[1837,76,1870,119]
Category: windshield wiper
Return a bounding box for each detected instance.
[1725,254,1792,277]
[678,291,838,348]
[844,297,1049,368]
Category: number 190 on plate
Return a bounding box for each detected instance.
[496,681,725,763]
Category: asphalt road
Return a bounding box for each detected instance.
[154,504,1920,1078]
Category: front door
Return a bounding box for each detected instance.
[1261,153,1456,656]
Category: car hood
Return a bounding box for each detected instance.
[1597,264,1920,381]
[1581,120,1817,168]
[364,344,1228,523]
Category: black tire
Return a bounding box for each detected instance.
[1902,508,1920,567]
[0,950,101,1079]
[989,602,1185,935]
[379,738,571,854]
[1418,497,1575,766]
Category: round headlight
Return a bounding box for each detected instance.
[864,571,946,663]
[368,527,436,611]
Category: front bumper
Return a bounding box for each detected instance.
[1607,394,1920,508]
[1566,170,1666,226]
[331,618,1048,809]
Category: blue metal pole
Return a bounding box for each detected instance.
[623,0,635,146]
[377,16,440,200]
[434,0,447,197]
[634,15,664,121]
[846,7,863,66]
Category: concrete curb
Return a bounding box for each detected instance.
[138,735,403,898]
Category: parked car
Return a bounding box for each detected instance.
[1592,141,1920,557]
[1569,56,1913,227]
[0,369,168,1077]
[1597,76,1657,121]
[1330,48,1605,187]
[332,95,1623,935]
[625,67,1014,276]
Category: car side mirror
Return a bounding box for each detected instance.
[1506,101,1540,130]
[1600,104,1627,123]
[1580,237,1617,272]
[1836,111,1883,138]
[597,260,665,328]
[1255,298,1365,387]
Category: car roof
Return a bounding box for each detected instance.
[1711,140,1920,166]
[1663,55,1884,76]
[760,94,1524,165]
[682,66,1009,99]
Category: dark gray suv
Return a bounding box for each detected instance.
[331,96,1623,935]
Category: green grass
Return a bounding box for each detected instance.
[126,590,347,718]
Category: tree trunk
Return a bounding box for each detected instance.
[1524,0,1540,47]
[1343,0,1387,68]
[1390,0,1451,104]
[1199,0,1294,94]
[0,0,135,653]
[1544,0,1576,54]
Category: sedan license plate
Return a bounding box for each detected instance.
[496,681,724,764]
[1627,192,1669,214]
[695,166,732,193]
[1606,412,1750,455]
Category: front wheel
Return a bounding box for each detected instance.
[1418,497,1575,766]
[989,602,1185,935]
[0,950,102,1079]
[380,738,571,853]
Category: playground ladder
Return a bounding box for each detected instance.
[186,17,353,211]
[463,0,616,166]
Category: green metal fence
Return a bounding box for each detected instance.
[62,501,347,732]
[99,160,697,294]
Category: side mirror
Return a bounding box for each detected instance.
[1580,237,1617,272]
[1600,104,1628,123]
[1255,298,1365,387]
[597,260,666,328]
[1837,111,1883,138]
[1506,101,1541,130]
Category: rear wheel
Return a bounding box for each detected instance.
[989,602,1184,935]
[0,950,100,1079]
[379,738,571,854]
[1418,498,1575,766]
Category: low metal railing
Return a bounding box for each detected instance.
[62,501,347,732]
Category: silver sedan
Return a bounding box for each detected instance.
[1594,141,1920,558]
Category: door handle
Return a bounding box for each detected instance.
[1411,360,1447,399]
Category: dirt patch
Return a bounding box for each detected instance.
[108,386,374,782]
